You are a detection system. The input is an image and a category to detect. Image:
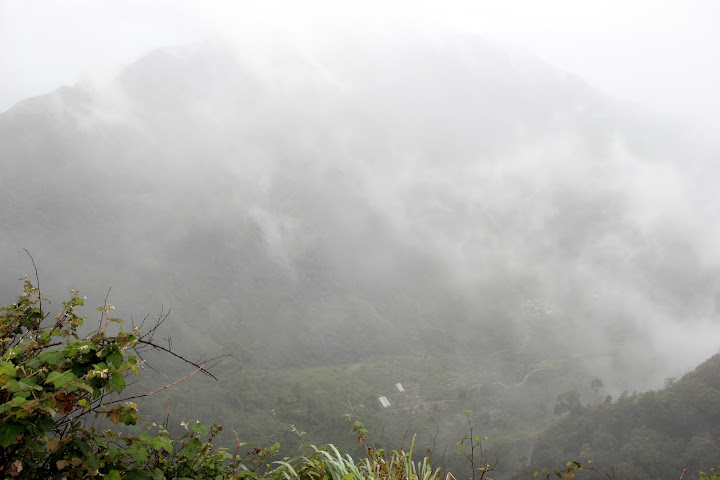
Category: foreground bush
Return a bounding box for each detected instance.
[0,275,232,478]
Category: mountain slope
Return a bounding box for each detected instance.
[2,36,718,381]
[2,31,720,478]
[516,354,720,479]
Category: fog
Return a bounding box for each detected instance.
[3,1,720,131]
[2,2,720,475]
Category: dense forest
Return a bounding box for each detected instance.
[3,27,720,479]
[517,355,720,479]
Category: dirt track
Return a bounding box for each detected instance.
[496,368,544,388]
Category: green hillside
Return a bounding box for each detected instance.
[515,355,720,479]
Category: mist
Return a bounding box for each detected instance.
[2,3,720,478]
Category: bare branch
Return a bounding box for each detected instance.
[97,288,112,331]
[134,339,227,380]
[137,307,171,345]
[23,249,42,317]
[133,348,169,379]
[106,365,208,405]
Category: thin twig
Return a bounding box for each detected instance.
[164,399,171,430]
[428,425,439,462]
[135,339,225,380]
[137,307,171,344]
[400,424,411,451]
[133,348,169,378]
[105,365,207,405]
[23,249,41,317]
[98,288,112,331]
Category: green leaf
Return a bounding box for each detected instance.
[93,362,109,372]
[116,332,131,348]
[2,379,21,392]
[0,422,25,448]
[28,349,64,368]
[342,473,355,480]
[106,351,123,367]
[127,443,150,464]
[64,340,98,359]
[119,406,139,426]
[86,453,101,470]
[105,470,123,480]
[79,340,98,350]
[150,436,173,453]
[179,437,202,457]
[109,372,126,393]
[68,381,94,394]
[191,422,208,435]
[45,371,77,389]
[147,469,165,480]
[18,377,43,391]
[90,333,105,343]
[72,437,91,455]
[37,415,56,433]
[40,404,57,417]
[106,447,124,461]
[0,361,17,378]
[125,470,150,480]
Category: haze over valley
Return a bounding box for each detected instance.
[2,4,720,478]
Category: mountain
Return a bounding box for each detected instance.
[515,354,720,479]
[2,29,720,478]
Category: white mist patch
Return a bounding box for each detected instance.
[648,318,720,385]
[247,206,309,275]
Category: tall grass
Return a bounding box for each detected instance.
[269,438,444,480]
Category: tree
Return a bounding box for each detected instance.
[553,390,582,416]
[590,378,604,405]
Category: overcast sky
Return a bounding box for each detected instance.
[1,0,718,131]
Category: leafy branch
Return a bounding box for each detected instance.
[456,410,501,480]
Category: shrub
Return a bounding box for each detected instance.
[0,275,229,478]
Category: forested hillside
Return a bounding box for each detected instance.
[515,355,720,479]
[3,29,720,479]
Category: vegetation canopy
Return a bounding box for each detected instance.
[4,269,719,480]
[0,274,448,480]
